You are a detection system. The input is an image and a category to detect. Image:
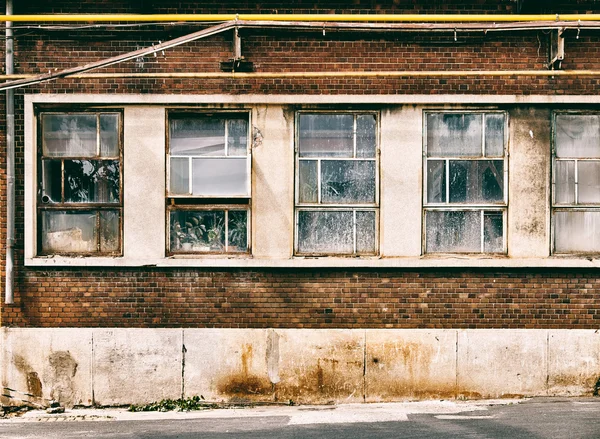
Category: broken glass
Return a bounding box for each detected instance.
[41,160,62,204]
[170,210,226,252]
[555,210,600,253]
[426,210,481,253]
[483,212,503,253]
[64,160,120,203]
[578,161,600,204]
[555,115,600,158]
[554,160,576,204]
[41,210,97,253]
[228,210,248,252]
[227,118,249,156]
[42,114,97,157]
[297,210,354,254]
[299,114,354,158]
[321,160,376,204]
[448,160,504,203]
[427,113,482,157]
[191,157,248,196]
[100,210,120,252]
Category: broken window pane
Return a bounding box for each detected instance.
[448,160,504,203]
[170,116,226,156]
[427,113,482,157]
[555,115,600,158]
[578,161,600,204]
[554,160,576,204]
[426,210,481,253]
[483,212,503,253]
[170,157,190,195]
[555,210,600,253]
[64,160,120,204]
[356,210,376,254]
[321,160,376,204]
[485,114,505,157]
[100,114,119,157]
[427,160,446,203]
[297,210,354,254]
[100,210,120,252]
[42,114,97,157]
[299,114,354,158]
[170,210,226,252]
[228,210,248,252]
[41,210,97,253]
[191,157,248,196]
[356,115,377,158]
[227,119,249,156]
[41,160,62,204]
[298,160,318,203]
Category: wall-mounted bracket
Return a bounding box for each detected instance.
[548,27,565,70]
[220,27,254,72]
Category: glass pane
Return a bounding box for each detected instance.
[321,160,376,204]
[426,113,482,157]
[578,161,600,204]
[356,211,377,254]
[356,114,376,158]
[42,114,97,157]
[191,158,249,196]
[170,116,226,156]
[554,160,575,204]
[100,114,119,157]
[555,211,600,253]
[100,210,120,252]
[228,210,248,252]
[227,118,249,156]
[485,113,505,157]
[427,160,446,203]
[41,210,97,253]
[297,210,354,254]
[425,210,481,253]
[170,210,226,252]
[64,160,120,203]
[41,160,62,204]
[170,157,189,195]
[555,115,600,158]
[483,212,503,253]
[448,160,504,203]
[298,160,318,203]
[299,114,354,158]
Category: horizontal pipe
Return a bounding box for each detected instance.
[1,13,600,23]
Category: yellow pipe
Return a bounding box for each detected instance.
[2,14,600,23]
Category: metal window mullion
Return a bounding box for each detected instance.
[480,210,485,253]
[224,119,229,156]
[317,159,322,204]
[445,159,450,203]
[574,159,579,204]
[224,210,229,252]
[481,113,486,156]
[353,210,357,255]
[188,157,193,195]
[96,210,101,252]
[353,115,357,158]
[96,114,101,157]
[61,160,65,202]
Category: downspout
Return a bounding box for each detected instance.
[5,0,14,304]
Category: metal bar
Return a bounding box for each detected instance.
[4,0,14,304]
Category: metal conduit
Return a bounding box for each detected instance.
[5,0,14,305]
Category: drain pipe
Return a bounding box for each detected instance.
[5,0,14,305]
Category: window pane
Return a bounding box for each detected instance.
[64,160,120,203]
[299,114,354,158]
[227,119,249,156]
[554,160,575,204]
[426,113,482,157]
[191,158,248,196]
[321,160,376,204]
[555,211,600,253]
[298,160,318,203]
[485,113,505,157]
[448,160,503,203]
[41,210,97,253]
[578,161,600,204]
[42,114,97,157]
[297,210,354,254]
[427,160,446,203]
[170,157,189,195]
[356,114,376,158]
[228,210,248,252]
[100,210,120,252]
[426,210,481,253]
[356,210,376,254]
[41,160,62,204]
[483,212,503,253]
[100,114,119,157]
[170,210,226,252]
[555,115,600,158]
[170,116,226,156]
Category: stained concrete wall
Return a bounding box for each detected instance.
[2,328,600,407]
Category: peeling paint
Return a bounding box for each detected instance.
[45,351,78,407]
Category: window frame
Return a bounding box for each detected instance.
[36,109,124,257]
[294,110,380,256]
[422,110,509,255]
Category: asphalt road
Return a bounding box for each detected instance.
[2,398,600,439]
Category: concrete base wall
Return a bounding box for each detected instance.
[2,328,599,407]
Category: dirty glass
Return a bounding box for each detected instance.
[191,157,248,196]
[426,210,481,253]
[485,114,505,157]
[41,160,62,204]
[100,114,119,157]
[426,113,482,157]
[356,115,377,158]
[228,210,248,252]
[483,212,503,253]
[554,160,576,204]
[298,160,318,203]
[321,160,375,204]
[170,210,226,252]
[169,157,189,195]
[100,210,120,252]
[555,115,600,158]
[297,210,354,254]
[41,210,97,253]
[42,114,97,157]
[227,119,249,156]
[356,211,377,254]
[63,160,120,203]
[170,116,226,156]
[448,160,504,203]
[554,210,600,253]
[578,161,600,204]
[298,114,354,158]
[427,160,446,203]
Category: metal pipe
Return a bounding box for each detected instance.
[5,0,14,304]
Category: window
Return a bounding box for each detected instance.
[167,112,250,254]
[424,112,507,253]
[295,112,378,255]
[552,113,600,253]
[38,111,122,255]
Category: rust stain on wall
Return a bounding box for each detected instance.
[13,355,43,399]
[217,343,272,398]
